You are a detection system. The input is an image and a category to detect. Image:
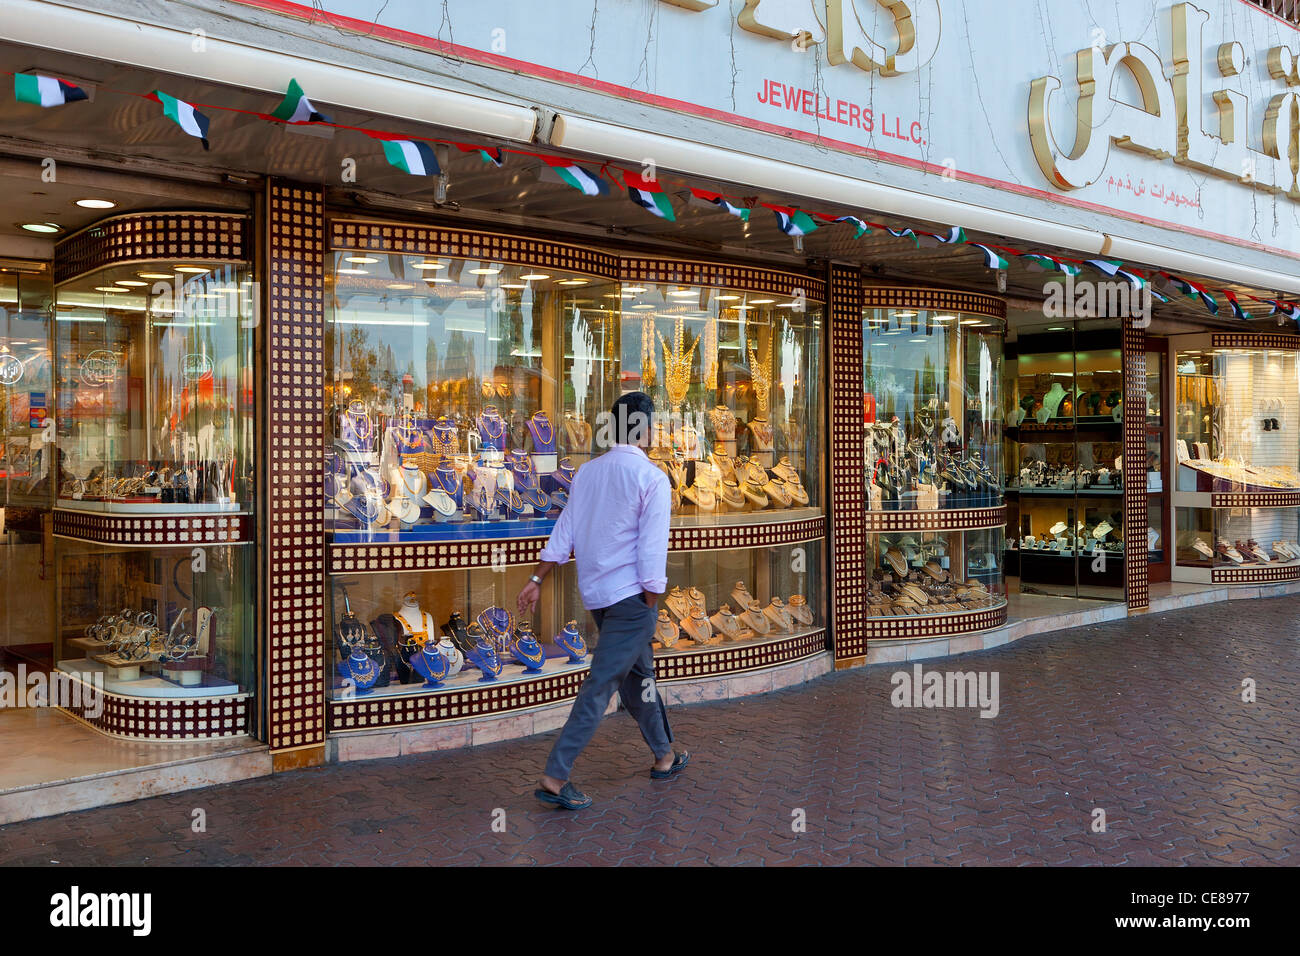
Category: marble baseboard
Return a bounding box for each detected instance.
[0,746,271,825]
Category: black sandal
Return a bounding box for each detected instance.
[534,781,592,810]
[650,750,690,780]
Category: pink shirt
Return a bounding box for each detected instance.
[539,444,671,610]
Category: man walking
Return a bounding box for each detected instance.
[517,391,689,810]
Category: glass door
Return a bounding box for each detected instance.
[1145,339,1170,582]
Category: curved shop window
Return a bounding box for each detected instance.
[861,288,1007,632]
[324,232,828,706]
[49,212,256,722]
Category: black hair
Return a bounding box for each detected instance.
[610,391,654,445]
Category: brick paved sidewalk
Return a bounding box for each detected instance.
[2,595,1298,865]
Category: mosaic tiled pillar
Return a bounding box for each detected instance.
[827,263,868,661]
[1122,322,1149,610]
[265,181,327,759]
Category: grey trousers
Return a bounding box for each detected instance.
[544,593,674,781]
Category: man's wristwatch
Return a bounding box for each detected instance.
[529,574,543,586]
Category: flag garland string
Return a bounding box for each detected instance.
[7,69,1298,321]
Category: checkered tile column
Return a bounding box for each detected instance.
[1123,322,1149,611]
[265,181,326,752]
[828,263,867,660]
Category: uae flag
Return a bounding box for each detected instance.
[542,157,608,196]
[1164,274,1218,315]
[456,143,504,167]
[271,79,331,124]
[624,171,675,221]
[1022,253,1079,276]
[1267,299,1300,321]
[149,91,210,149]
[916,226,965,248]
[970,244,1008,270]
[690,188,750,221]
[380,139,440,176]
[14,73,87,107]
[766,204,818,236]
[816,213,869,238]
[1223,290,1250,321]
[886,226,918,243]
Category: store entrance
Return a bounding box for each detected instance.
[1004,315,1126,603]
[0,262,56,676]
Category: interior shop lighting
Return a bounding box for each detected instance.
[520,273,550,281]
[344,256,379,264]
[424,277,453,284]
[668,290,696,298]
[330,317,432,327]
[386,283,414,290]
[336,268,369,275]
[500,283,527,290]
[174,266,209,274]
[469,267,502,275]
[20,222,60,233]
[960,318,984,325]
[152,321,217,328]
[137,272,173,280]
[631,304,656,311]
[410,261,446,270]
[114,280,147,287]
[748,298,775,305]
[931,314,956,323]
[75,198,116,209]
[93,286,123,293]
[1046,326,1068,331]
[623,286,646,294]
[56,315,106,323]
[909,337,927,343]
[557,279,588,286]
[716,294,741,301]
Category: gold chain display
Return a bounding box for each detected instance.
[658,315,698,411]
[641,315,658,388]
[602,311,616,382]
[747,324,773,414]
[704,312,718,391]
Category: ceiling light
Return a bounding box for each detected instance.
[631,304,656,311]
[909,337,927,343]
[959,319,983,325]
[20,222,60,233]
[385,283,414,290]
[500,283,526,289]
[716,294,741,301]
[75,198,117,209]
[668,290,696,298]
[115,280,147,287]
[623,286,646,294]
[345,255,379,264]
[424,277,453,284]
[411,261,445,270]
[894,310,918,318]
[469,267,502,275]
[93,286,126,293]
[520,273,550,281]
[931,314,956,323]
[336,268,369,275]
[749,298,775,305]
[137,272,173,280]
[1046,326,1067,331]
[557,278,588,286]
[174,266,209,274]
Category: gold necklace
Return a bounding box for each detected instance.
[641,315,657,388]
[658,316,698,412]
[398,465,425,499]
[703,313,718,390]
[747,326,773,414]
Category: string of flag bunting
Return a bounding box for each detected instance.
[9,70,1298,322]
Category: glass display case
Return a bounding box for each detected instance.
[54,260,254,511]
[53,541,254,697]
[859,289,1008,635]
[1004,325,1126,597]
[862,302,1003,510]
[1172,338,1300,493]
[324,224,827,698]
[1170,333,1300,584]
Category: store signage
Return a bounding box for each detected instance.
[231,0,1298,256]
[79,350,120,387]
[182,353,214,381]
[1030,3,1299,200]
[0,353,21,386]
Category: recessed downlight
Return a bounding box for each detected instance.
[75,199,117,209]
[20,222,60,233]
[716,294,741,301]
[385,283,414,290]
[93,286,123,293]
[557,278,587,286]
[410,261,445,270]
[469,267,502,275]
[668,290,696,298]
[344,255,379,264]
[336,268,369,275]
[137,272,173,280]
[520,273,550,281]
[174,266,209,274]
[114,280,147,287]
[748,298,775,305]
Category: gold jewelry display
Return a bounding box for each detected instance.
[665,586,692,621]
[883,547,909,577]
[763,476,793,507]
[641,315,657,388]
[703,312,718,390]
[709,405,737,441]
[658,315,698,412]
[681,608,713,644]
[740,600,770,634]
[747,328,773,414]
[786,595,814,626]
[742,475,769,508]
[709,605,743,640]
[719,479,745,510]
[655,610,680,648]
[731,581,755,610]
[763,598,793,631]
[786,476,810,505]
[602,311,616,382]
[687,587,707,614]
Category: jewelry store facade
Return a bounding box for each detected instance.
[0,0,1297,806]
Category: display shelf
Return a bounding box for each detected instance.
[53,508,254,547]
[861,599,1007,640]
[862,505,1006,533]
[58,658,240,698]
[1008,487,1123,497]
[329,652,589,700]
[652,627,826,682]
